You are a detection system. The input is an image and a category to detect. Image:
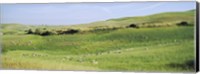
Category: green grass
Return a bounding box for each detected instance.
[0,10,196,72]
[1,26,195,72]
[78,9,195,28]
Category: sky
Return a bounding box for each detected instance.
[0,2,196,25]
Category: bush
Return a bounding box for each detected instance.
[90,26,121,33]
[26,28,80,36]
[56,30,63,34]
[127,24,139,28]
[146,24,156,28]
[32,28,55,36]
[176,21,189,26]
[27,29,33,34]
[2,48,8,53]
[55,29,79,35]
[34,28,42,35]
[63,29,79,34]
[40,31,52,36]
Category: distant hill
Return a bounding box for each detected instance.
[0,9,195,34]
[0,24,29,34]
[74,9,195,28]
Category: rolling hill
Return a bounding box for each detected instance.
[0,9,195,35]
[0,9,196,72]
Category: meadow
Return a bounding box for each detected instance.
[0,10,196,72]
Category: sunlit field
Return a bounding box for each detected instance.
[0,10,196,72]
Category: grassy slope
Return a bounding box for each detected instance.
[1,26,195,72]
[0,10,196,72]
[74,10,195,28]
[0,24,27,35]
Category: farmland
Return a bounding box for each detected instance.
[0,10,196,72]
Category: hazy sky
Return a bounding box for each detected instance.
[0,2,196,25]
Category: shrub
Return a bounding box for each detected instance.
[56,30,64,34]
[64,29,79,34]
[90,26,120,33]
[34,28,42,35]
[176,21,189,26]
[43,28,46,30]
[2,49,8,53]
[27,29,33,34]
[40,31,52,36]
[146,24,156,28]
[50,31,58,35]
[55,29,79,35]
[127,23,139,28]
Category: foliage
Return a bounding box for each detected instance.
[26,29,34,34]
[176,21,191,26]
[127,23,139,28]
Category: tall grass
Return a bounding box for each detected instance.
[1,26,195,72]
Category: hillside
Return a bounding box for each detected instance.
[74,9,195,28]
[0,10,195,35]
[0,24,29,35]
[1,10,196,71]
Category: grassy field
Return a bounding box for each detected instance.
[0,10,196,72]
